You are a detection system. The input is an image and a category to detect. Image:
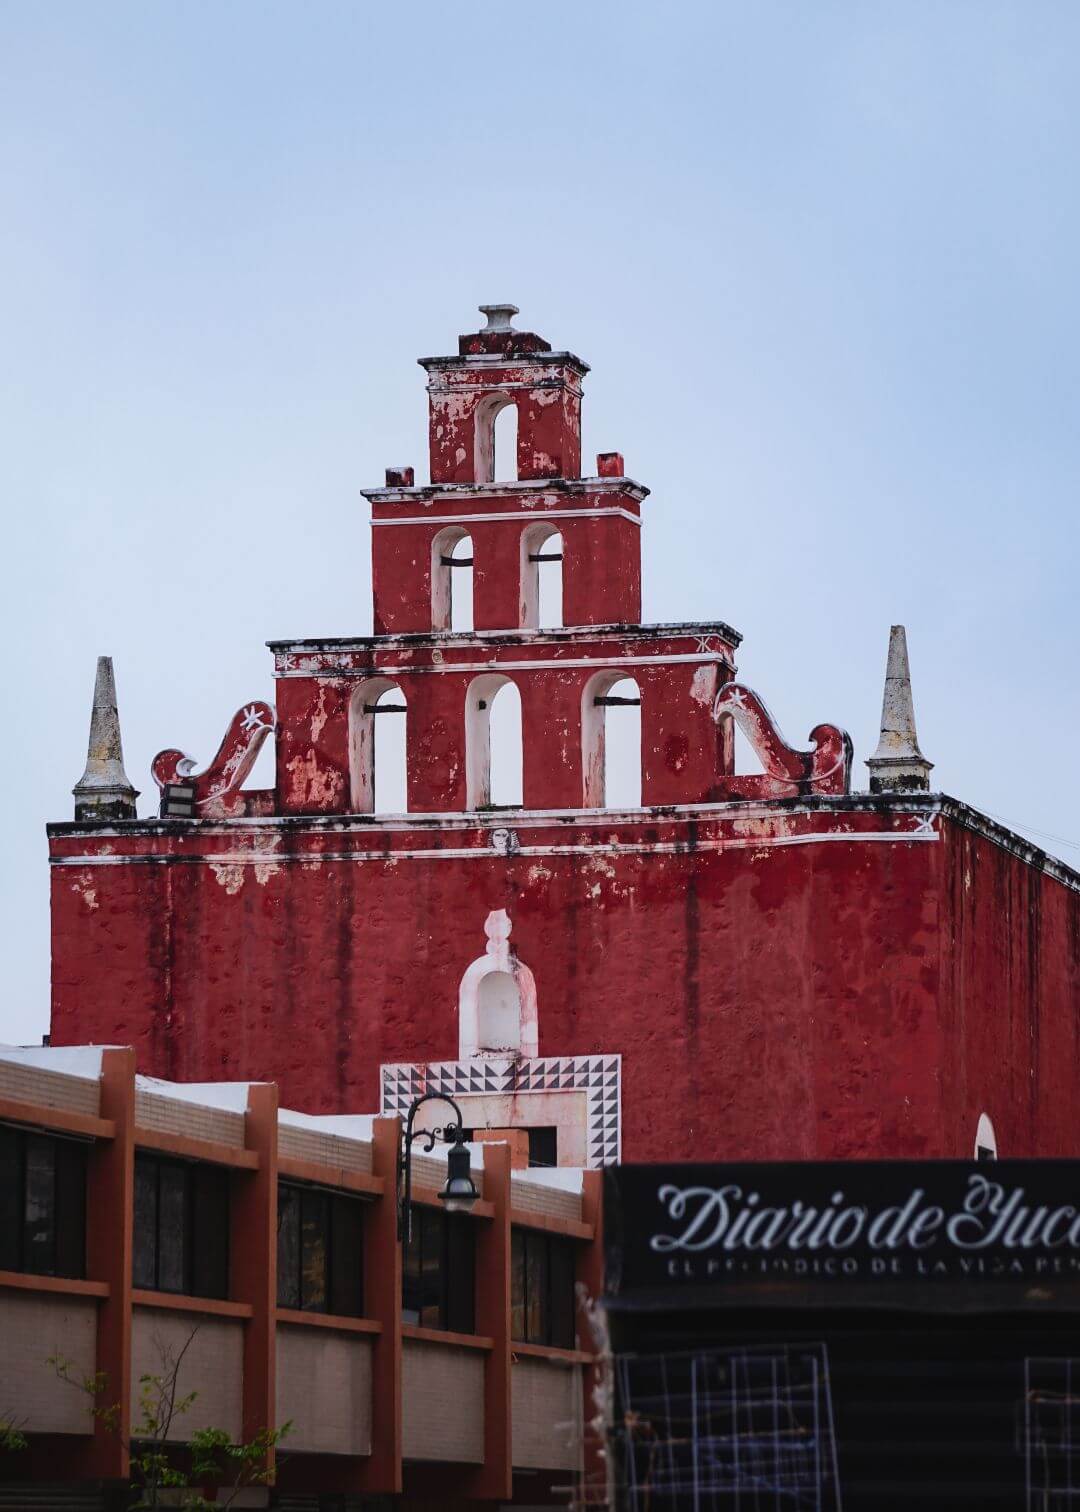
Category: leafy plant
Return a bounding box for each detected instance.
[50,1329,289,1509]
[0,1416,28,1453]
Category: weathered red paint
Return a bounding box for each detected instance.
[49,798,1080,1160]
[48,310,1080,1167]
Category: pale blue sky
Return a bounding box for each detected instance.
[3,2,1078,1045]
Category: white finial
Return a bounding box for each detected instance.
[72,656,139,821]
[478,304,519,333]
[866,625,933,793]
[483,908,513,954]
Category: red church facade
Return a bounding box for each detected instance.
[49,305,1080,1168]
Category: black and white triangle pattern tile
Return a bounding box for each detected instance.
[380,1055,621,1167]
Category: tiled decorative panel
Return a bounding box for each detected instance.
[380,1055,621,1167]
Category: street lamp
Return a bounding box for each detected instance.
[397,1092,480,1244]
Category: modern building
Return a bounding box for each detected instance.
[602,1155,1080,1511]
[0,1042,602,1509]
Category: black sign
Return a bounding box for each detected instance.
[605,1160,1080,1301]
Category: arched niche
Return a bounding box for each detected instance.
[581,669,642,808]
[466,672,522,809]
[519,522,563,630]
[431,525,473,632]
[348,678,407,813]
[459,909,538,1059]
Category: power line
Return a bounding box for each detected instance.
[980,810,1080,856]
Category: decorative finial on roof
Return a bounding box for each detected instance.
[866,625,933,794]
[478,303,519,333]
[72,656,139,822]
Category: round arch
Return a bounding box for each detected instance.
[473,391,517,484]
[581,668,642,808]
[519,520,563,629]
[466,672,522,809]
[348,677,407,813]
[431,525,472,632]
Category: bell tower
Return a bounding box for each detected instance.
[369,303,643,633]
[428,302,582,484]
[259,303,854,817]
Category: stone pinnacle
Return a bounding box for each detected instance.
[865,625,934,794]
[72,656,139,822]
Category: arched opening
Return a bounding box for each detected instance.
[492,402,518,482]
[449,534,474,632]
[431,526,473,633]
[582,672,642,808]
[466,673,523,809]
[476,971,522,1054]
[348,679,407,814]
[975,1112,997,1161]
[473,393,517,484]
[519,524,563,629]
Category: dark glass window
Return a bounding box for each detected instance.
[510,1228,576,1349]
[276,1182,365,1318]
[132,1152,229,1299]
[0,1126,86,1279]
[527,1128,558,1169]
[402,1205,475,1333]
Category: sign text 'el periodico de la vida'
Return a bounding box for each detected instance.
[605,1161,1080,1290]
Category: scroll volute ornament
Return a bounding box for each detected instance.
[152,701,275,818]
[713,682,852,798]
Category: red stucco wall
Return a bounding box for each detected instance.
[48,802,1080,1162]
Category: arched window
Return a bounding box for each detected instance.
[492,402,518,482]
[466,673,523,809]
[582,672,642,808]
[431,526,473,633]
[473,393,517,484]
[975,1113,997,1161]
[519,524,563,629]
[348,680,407,814]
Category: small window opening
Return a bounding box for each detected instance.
[450,533,474,633]
[466,674,523,808]
[372,687,407,814]
[600,677,642,808]
[526,1127,558,1169]
[492,401,518,482]
[488,679,523,806]
[536,531,563,627]
[521,524,564,629]
[431,526,471,632]
[349,680,407,814]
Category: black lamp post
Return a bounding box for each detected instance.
[397,1091,480,1244]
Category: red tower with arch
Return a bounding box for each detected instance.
[271,302,764,821]
[49,306,1080,1170]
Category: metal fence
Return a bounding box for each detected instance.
[1023,1358,1080,1510]
[613,1343,842,1511]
